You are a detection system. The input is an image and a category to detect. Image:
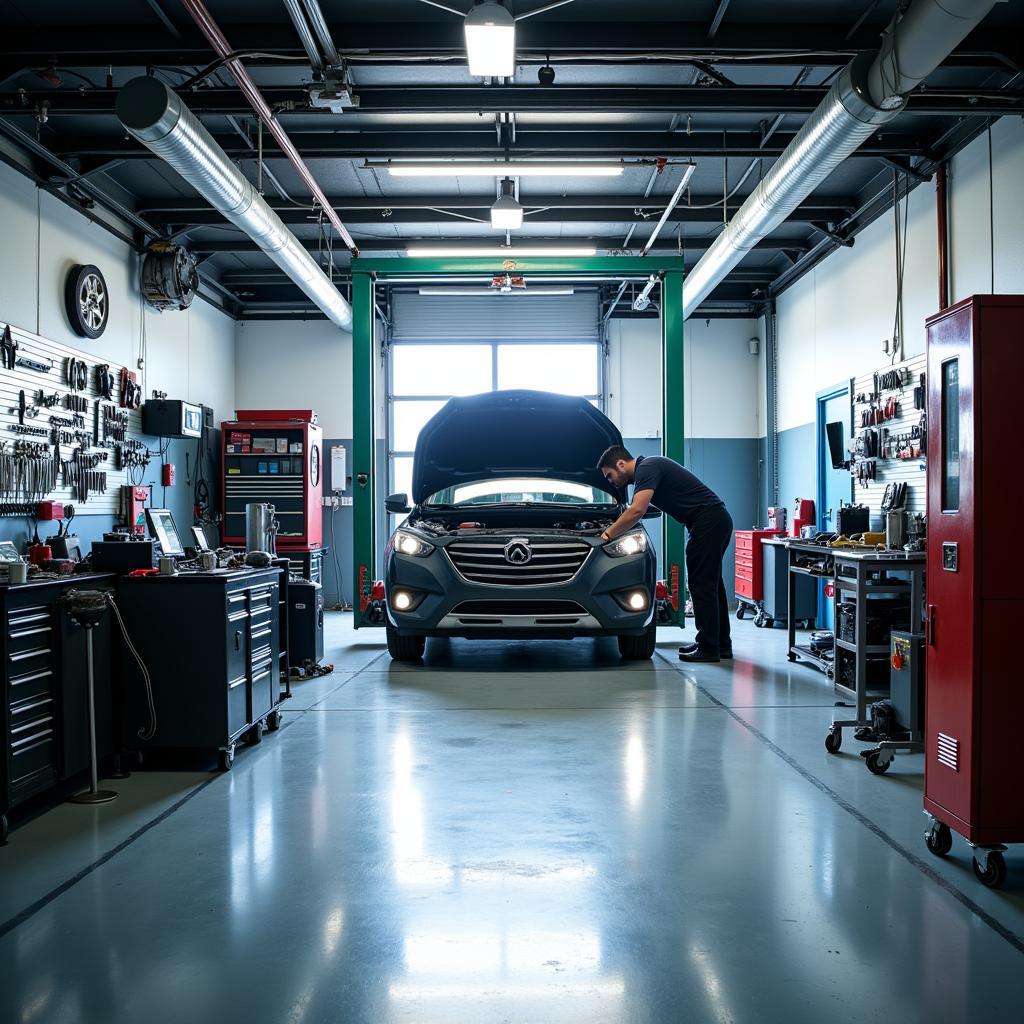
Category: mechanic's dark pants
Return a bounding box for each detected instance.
[686,504,734,655]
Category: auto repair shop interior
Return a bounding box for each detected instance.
[0,0,1023,1021]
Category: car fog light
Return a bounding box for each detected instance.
[393,591,413,611]
[628,591,648,610]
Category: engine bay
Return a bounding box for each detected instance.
[408,506,617,538]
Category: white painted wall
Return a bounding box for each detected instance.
[775,114,1024,434]
[233,318,388,439]
[0,159,236,422]
[606,315,761,439]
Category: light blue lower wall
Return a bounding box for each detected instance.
[777,423,816,524]
[625,436,759,603]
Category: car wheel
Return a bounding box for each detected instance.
[386,622,426,662]
[618,620,656,661]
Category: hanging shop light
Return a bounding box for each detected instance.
[464,1,516,77]
[490,178,523,230]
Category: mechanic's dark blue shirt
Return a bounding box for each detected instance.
[632,455,724,528]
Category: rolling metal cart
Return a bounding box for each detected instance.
[824,549,925,758]
[784,540,835,677]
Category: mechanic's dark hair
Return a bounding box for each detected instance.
[597,445,633,470]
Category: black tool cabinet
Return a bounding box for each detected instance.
[1,574,116,844]
[117,569,283,771]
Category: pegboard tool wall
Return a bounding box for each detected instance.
[0,320,219,551]
[848,352,927,529]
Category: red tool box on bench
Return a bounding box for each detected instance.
[734,529,785,602]
[221,410,323,549]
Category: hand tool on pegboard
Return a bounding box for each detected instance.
[16,355,53,373]
[37,390,62,408]
[66,356,88,392]
[1,325,18,370]
[96,364,115,400]
[120,368,142,410]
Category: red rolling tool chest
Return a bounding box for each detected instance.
[734,529,784,603]
[923,295,1024,889]
[221,410,323,549]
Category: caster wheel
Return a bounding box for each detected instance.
[972,851,1007,889]
[1,814,8,845]
[824,728,842,754]
[267,710,282,732]
[218,748,235,772]
[736,605,745,621]
[787,652,797,663]
[764,618,775,629]
[925,823,953,858]
[247,722,264,745]
[865,751,890,775]
[753,613,764,628]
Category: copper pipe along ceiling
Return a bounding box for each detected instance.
[180,0,358,255]
[936,162,950,310]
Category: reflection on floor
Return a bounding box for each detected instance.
[2,614,1023,1023]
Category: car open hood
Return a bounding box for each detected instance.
[411,390,625,504]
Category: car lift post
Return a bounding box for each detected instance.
[350,256,687,629]
[661,270,687,627]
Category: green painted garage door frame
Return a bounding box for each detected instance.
[350,256,687,629]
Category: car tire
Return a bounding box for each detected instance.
[618,621,656,661]
[386,622,426,662]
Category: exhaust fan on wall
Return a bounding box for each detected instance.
[141,243,199,312]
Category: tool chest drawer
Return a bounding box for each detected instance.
[733,529,785,604]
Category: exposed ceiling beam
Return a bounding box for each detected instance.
[144,200,856,228]
[50,130,931,161]
[5,86,1020,117]
[190,235,807,256]
[140,194,857,215]
[0,22,1016,69]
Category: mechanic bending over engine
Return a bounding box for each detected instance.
[597,446,734,663]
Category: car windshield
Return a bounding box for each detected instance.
[426,478,616,507]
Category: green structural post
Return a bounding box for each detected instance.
[661,270,686,626]
[351,272,375,628]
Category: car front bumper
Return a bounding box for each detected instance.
[385,541,655,639]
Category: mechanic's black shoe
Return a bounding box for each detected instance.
[679,642,732,658]
[678,648,721,663]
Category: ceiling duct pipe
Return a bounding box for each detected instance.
[283,0,324,73]
[681,0,1002,320]
[298,0,343,68]
[117,76,353,331]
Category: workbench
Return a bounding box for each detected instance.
[783,539,836,677]
[825,549,925,757]
[1,572,117,844]
[117,567,284,771]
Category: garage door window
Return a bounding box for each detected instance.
[388,340,603,506]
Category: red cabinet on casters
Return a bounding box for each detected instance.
[734,528,784,624]
[221,410,323,549]
[923,295,1024,889]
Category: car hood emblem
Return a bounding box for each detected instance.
[504,538,533,564]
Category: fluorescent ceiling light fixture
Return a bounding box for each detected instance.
[490,178,523,230]
[386,162,623,177]
[405,246,598,257]
[417,287,575,296]
[464,1,516,77]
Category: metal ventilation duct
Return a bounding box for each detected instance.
[681,0,1002,320]
[116,76,353,331]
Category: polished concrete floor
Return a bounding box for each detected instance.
[2,614,1023,1023]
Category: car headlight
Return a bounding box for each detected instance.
[393,530,435,558]
[603,530,648,558]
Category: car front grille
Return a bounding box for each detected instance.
[452,600,587,616]
[445,538,592,587]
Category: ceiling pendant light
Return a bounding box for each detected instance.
[406,245,597,258]
[490,178,523,230]
[385,161,623,178]
[464,1,516,78]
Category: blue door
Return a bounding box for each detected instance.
[817,385,852,630]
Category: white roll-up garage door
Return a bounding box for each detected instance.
[391,291,600,342]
